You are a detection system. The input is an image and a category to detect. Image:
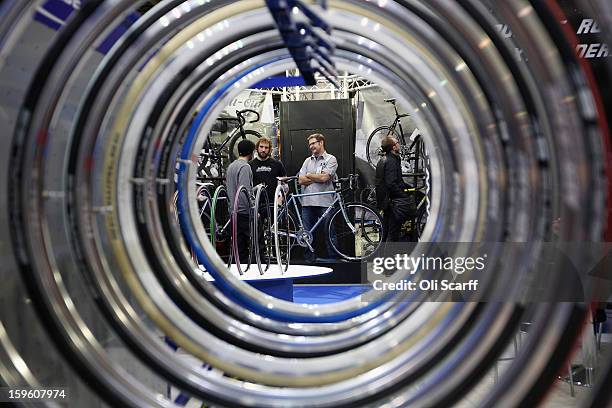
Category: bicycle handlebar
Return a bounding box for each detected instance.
[334,174,359,190]
[236,109,260,124]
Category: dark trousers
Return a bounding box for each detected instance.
[234,213,251,263]
[301,206,337,262]
[382,209,402,242]
[382,207,418,242]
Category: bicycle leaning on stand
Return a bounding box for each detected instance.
[272,174,384,272]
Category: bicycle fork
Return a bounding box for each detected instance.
[338,197,357,234]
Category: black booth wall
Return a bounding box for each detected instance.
[279,99,355,177]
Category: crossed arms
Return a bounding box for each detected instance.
[298,172,331,186]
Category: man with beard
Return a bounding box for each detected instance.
[249,136,287,200]
[249,137,287,257]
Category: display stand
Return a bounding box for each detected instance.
[197,265,333,301]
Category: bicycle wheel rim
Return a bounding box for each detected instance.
[253,184,272,274]
[366,126,401,168]
[273,184,290,274]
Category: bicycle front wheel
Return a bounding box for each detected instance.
[273,184,294,274]
[228,129,262,162]
[328,203,383,261]
[366,126,400,168]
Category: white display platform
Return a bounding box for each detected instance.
[196,264,333,281]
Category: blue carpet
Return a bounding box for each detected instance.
[293,285,371,304]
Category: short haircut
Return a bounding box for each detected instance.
[256,136,272,149]
[381,136,397,153]
[307,133,325,145]
[237,139,256,156]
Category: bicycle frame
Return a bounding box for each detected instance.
[386,103,408,144]
[280,189,356,244]
[208,123,241,155]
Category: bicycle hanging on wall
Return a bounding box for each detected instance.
[365,98,427,182]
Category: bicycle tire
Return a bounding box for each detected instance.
[273,184,293,274]
[231,185,254,275]
[365,126,401,168]
[253,185,272,275]
[228,129,262,162]
[415,200,428,239]
[328,203,383,261]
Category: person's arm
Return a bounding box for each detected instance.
[298,159,313,186]
[307,155,337,183]
[305,173,330,183]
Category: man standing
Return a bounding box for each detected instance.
[249,136,287,200]
[298,133,338,262]
[375,136,413,241]
[226,139,256,263]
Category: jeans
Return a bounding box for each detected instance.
[301,206,337,262]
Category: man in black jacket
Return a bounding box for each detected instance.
[375,136,413,241]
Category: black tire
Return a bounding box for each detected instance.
[328,203,383,261]
[228,129,262,162]
[253,185,272,275]
[231,185,253,275]
[365,126,401,168]
[415,200,428,239]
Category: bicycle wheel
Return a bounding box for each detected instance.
[359,186,377,207]
[414,192,428,239]
[253,185,272,275]
[365,126,401,168]
[231,185,254,275]
[211,185,231,264]
[228,129,261,162]
[273,184,295,274]
[328,203,383,261]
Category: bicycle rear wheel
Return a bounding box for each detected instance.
[328,203,383,261]
[365,126,401,168]
[231,185,254,275]
[253,185,272,275]
[228,129,262,162]
[273,185,294,274]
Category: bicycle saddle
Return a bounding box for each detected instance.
[384,98,396,104]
